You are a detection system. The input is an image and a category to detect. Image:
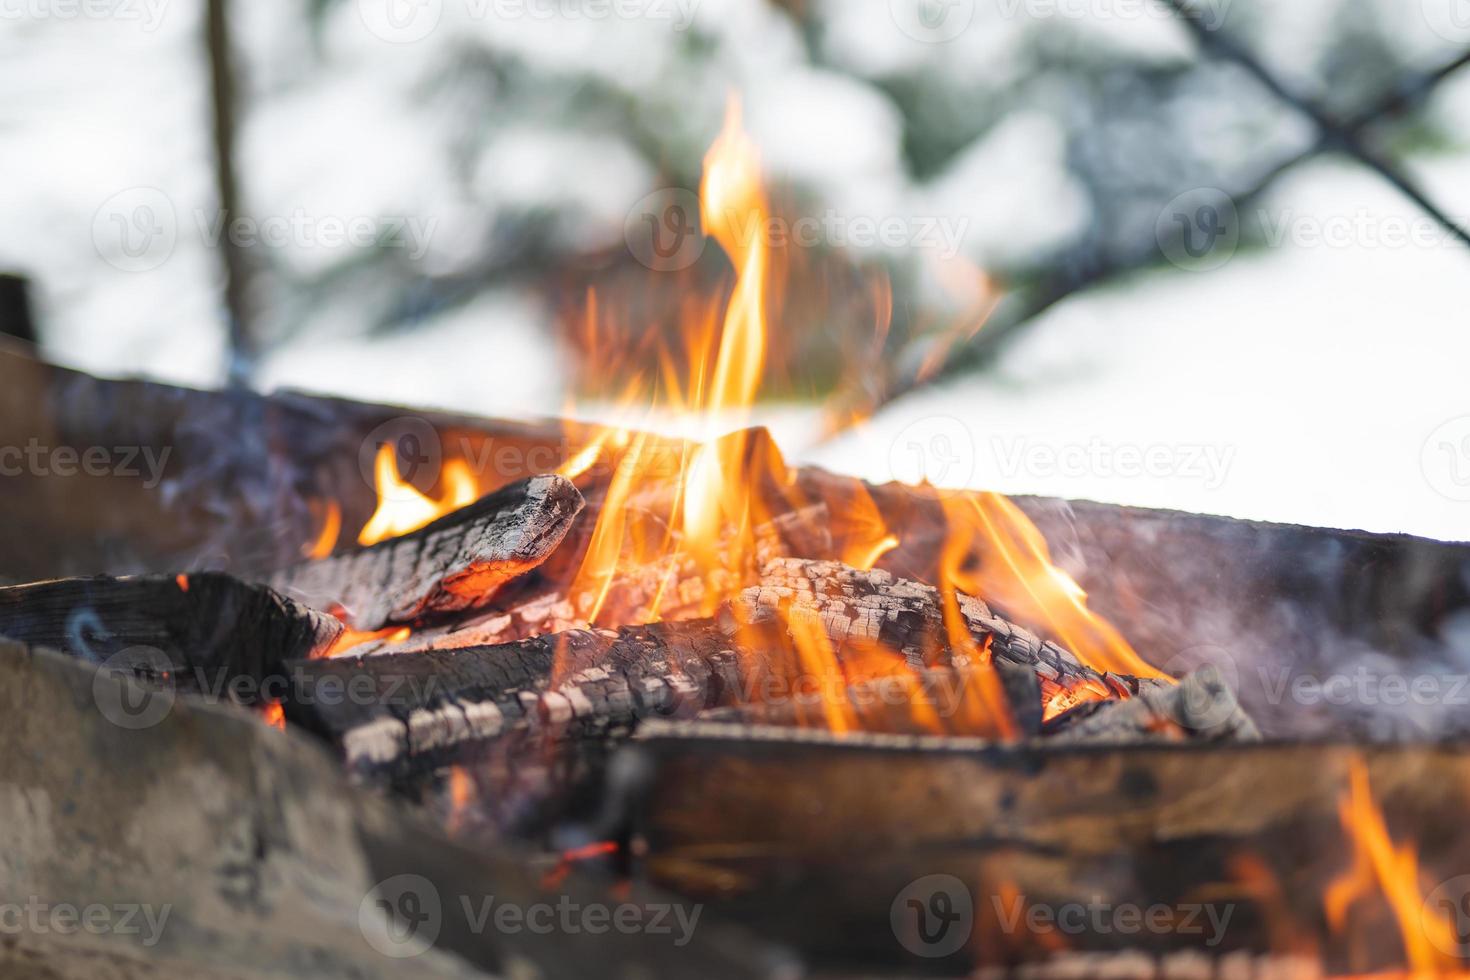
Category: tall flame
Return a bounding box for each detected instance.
[1326,757,1463,978]
[326,92,1166,738]
[569,95,777,623]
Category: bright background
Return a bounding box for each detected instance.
[3,0,1470,539]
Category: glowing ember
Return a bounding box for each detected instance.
[262,700,285,730]
[319,624,412,660]
[175,573,189,592]
[359,444,478,546]
[1039,674,1118,723]
[542,841,620,890]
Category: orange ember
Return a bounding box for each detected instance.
[262,700,285,730]
[320,624,412,660]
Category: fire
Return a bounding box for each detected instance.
[1039,674,1117,723]
[359,444,479,546]
[320,624,412,660]
[567,95,781,624]
[939,493,1169,682]
[304,500,341,559]
[262,699,285,730]
[1326,757,1463,978]
[297,92,1162,741]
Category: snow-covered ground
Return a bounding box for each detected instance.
[806,158,1470,542]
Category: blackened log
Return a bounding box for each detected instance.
[358,504,837,656]
[0,573,340,698]
[621,724,1470,974]
[283,561,1238,779]
[268,474,583,630]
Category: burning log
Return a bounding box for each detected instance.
[0,572,341,697]
[353,502,836,656]
[283,560,1248,780]
[268,474,584,630]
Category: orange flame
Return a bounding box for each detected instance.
[939,493,1168,682]
[359,444,479,546]
[304,500,342,559]
[262,700,285,730]
[319,625,412,660]
[568,94,782,625]
[1326,757,1463,978]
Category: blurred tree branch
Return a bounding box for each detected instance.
[862,16,1470,421]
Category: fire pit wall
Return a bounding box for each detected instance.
[5,344,1467,742]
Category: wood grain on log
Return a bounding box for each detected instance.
[0,572,341,697]
[622,724,1470,974]
[268,474,583,630]
[284,560,1251,778]
[0,637,784,980]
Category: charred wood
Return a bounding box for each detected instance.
[620,725,1470,974]
[0,572,341,699]
[268,474,583,630]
